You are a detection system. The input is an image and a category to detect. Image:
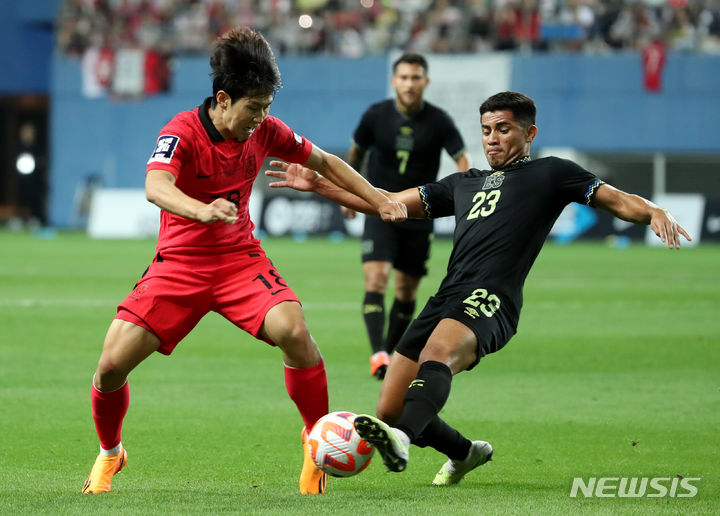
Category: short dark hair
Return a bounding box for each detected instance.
[209,26,282,106]
[480,91,536,127]
[392,53,428,74]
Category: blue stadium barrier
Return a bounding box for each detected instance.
[49,52,720,227]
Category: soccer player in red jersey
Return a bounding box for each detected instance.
[81,26,406,496]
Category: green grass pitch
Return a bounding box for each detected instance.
[1,231,718,515]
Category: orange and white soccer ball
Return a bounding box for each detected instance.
[307,411,375,477]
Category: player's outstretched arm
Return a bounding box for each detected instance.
[266,161,426,219]
[302,145,407,222]
[146,169,238,224]
[593,184,691,249]
[341,143,367,220]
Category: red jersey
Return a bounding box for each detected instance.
[146,97,313,254]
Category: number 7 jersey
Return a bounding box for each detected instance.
[418,156,603,326]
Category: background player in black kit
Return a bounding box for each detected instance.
[345,53,472,379]
[266,91,690,486]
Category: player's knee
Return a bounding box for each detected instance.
[95,354,129,390]
[394,276,419,302]
[363,261,392,292]
[394,285,417,302]
[274,320,320,365]
[274,319,311,347]
[97,352,118,376]
[365,276,388,292]
[375,398,402,425]
[419,346,474,375]
[364,271,389,291]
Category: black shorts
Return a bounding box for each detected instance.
[361,217,432,277]
[395,287,517,370]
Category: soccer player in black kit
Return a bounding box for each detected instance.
[266,91,691,485]
[345,53,471,380]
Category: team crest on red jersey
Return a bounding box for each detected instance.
[129,283,149,300]
[148,135,180,164]
[244,155,257,179]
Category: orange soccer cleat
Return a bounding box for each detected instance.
[369,351,390,380]
[81,446,128,494]
[299,427,327,495]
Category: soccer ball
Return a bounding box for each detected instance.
[307,411,375,477]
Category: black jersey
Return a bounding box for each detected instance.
[353,99,466,192]
[419,156,603,327]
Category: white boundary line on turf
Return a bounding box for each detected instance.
[0,298,117,308]
[0,299,360,310]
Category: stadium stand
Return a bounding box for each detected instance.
[56,0,720,58]
[1,0,719,236]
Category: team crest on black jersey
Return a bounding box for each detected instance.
[482,171,504,190]
[396,126,414,151]
[148,135,179,164]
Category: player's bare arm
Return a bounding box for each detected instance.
[146,169,238,224]
[267,161,375,214]
[341,143,367,219]
[302,145,407,222]
[267,161,423,218]
[454,151,472,171]
[593,183,691,249]
[347,142,366,172]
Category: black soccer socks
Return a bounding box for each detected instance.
[395,360,452,442]
[414,416,472,461]
[385,299,415,353]
[363,291,386,354]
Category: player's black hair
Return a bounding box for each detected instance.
[392,53,428,74]
[209,26,282,106]
[480,91,536,127]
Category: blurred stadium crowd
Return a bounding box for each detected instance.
[57,0,720,58]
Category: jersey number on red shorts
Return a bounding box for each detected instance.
[253,269,288,295]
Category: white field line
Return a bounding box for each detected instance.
[0,298,360,311]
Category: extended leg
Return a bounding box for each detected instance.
[356,319,478,473]
[262,301,328,495]
[384,269,420,354]
[362,261,392,378]
[83,319,161,494]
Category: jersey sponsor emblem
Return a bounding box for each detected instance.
[293,131,302,144]
[148,135,180,164]
[409,379,425,388]
[482,171,505,190]
[464,306,480,319]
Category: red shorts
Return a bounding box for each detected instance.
[116,247,300,355]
